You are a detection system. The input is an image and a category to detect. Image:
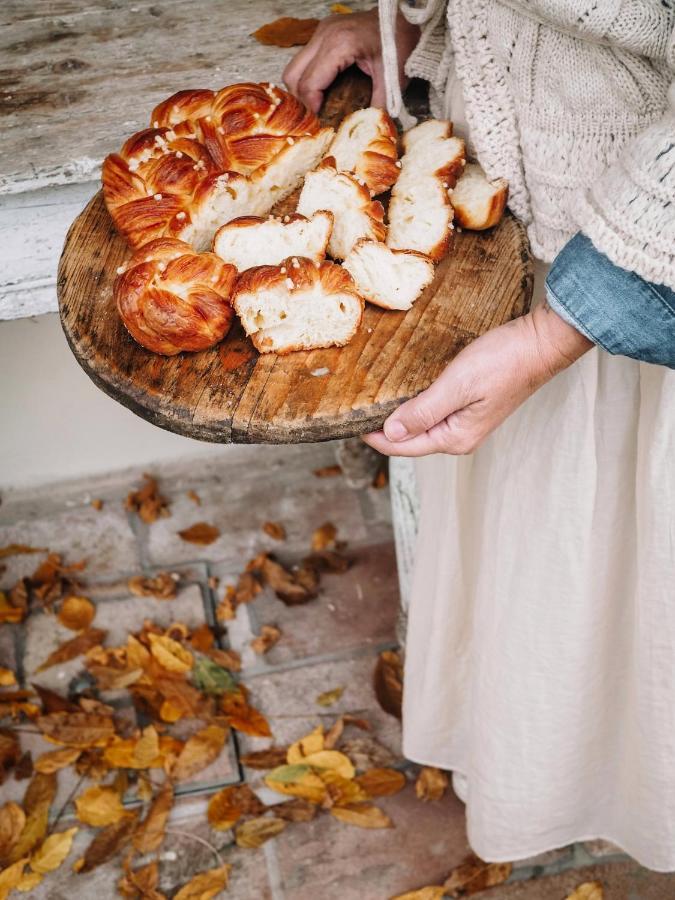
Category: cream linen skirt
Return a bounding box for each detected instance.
[395,69,675,873]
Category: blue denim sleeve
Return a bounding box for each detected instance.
[545,233,675,370]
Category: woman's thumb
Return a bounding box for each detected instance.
[383,388,444,442]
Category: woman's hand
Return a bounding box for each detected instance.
[283,9,419,113]
[363,304,594,457]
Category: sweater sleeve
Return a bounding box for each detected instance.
[545,233,675,369]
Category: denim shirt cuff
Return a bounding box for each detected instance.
[545,233,675,369]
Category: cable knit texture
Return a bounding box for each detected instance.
[380,0,675,289]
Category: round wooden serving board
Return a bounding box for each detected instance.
[58,73,533,445]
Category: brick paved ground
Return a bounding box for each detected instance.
[1,443,674,899]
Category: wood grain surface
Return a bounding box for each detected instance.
[58,71,533,445]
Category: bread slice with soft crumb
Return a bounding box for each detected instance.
[387,170,454,260]
[297,157,386,260]
[213,211,333,271]
[327,107,399,196]
[343,239,435,311]
[232,256,364,354]
[450,162,509,230]
[400,120,465,185]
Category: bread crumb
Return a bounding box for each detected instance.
[154,193,163,200]
[280,267,287,274]
[287,137,295,145]
[176,211,186,220]
[291,257,300,268]
[157,262,166,272]
[175,150,183,158]
[311,367,330,377]
[116,265,126,275]
[153,120,159,128]
[285,278,294,289]
[395,160,402,168]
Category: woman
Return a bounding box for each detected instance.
[285,1,675,871]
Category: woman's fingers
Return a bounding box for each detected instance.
[283,41,321,97]
[382,363,471,442]
[295,45,356,113]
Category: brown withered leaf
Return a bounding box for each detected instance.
[251,624,282,655]
[148,633,193,674]
[34,747,81,774]
[216,589,237,622]
[118,860,165,900]
[313,464,342,478]
[91,498,104,511]
[75,785,126,827]
[0,802,25,864]
[274,798,318,823]
[330,803,393,829]
[255,554,317,606]
[317,769,367,809]
[32,684,78,714]
[391,887,446,900]
[356,768,406,798]
[262,521,286,541]
[415,767,448,802]
[37,711,115,747]
[173,864,231,900]
[189,624,215,652]
[0,544,46,560]
[133,779,174,854]
[128,572,178,600]
[565,884,604,900]
[186,490,201,506]
[9,771,57,863]
[132,725,160,768]
[340,736,396,771]
[221,694,271,738]
[303,550,351,574]
[31,553,86,607]
[316,686,344,707]
[177,522,220,546]
[207,784,265,831]
[36,627,107,673]
[171,725,226,781]
[78,810,139,873]
[239,747,288,770]
[14,752,33,781]
[331,3,354,12]
[0,585,27,624]
[0,730,20,785]
[235,815,286,848]
[207,647,242,673]
[125,474,170,524]
[373,465,389,489]
[57,595,95,631]
[30,826,78,874]
[374,649,403,719]
[324,717,344,750]
[312,521,337,551]
[252,16,319,47]
[443,855,513,897]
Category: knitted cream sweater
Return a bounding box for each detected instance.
[379,0,675,289]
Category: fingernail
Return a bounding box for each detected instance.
[384,420,408,441]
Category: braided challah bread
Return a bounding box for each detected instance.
[213,211,333,271]
[113,238,237,355]
[103,83,334,251]
[327,107,399,196]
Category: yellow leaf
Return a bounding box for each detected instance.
[330,803,393,829]
[286,725,324,763]
[565,883,604,900]
[207,785,263,832]
[58,596,95,631]
[265,764,326,805]
[390,888,446,900]
[132,725,160,768]
[30,827,78,874]
[330,3,353,13]
[75,786,125,827]
[251,17,319,48]
[15,869,42,892]
[316,686,344,707]
[103,734,178,770]
[9,773,57,863]
[148,634,194,674]
[0,803,25,862]
[170,726,226,782]
[0,858,29,900]
[133,780,174,854]
[301,750,354,780]
[0,670,16,688]
[235,816,285,849]
[443,857,513,896]
[34,747,81,774]
[159,700,184,723]
[173,863,231,900]
[415,766,448,801]
[356,768,407,798]
[316,769,368,807]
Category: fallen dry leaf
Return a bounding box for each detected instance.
[125,474,170,524]
[324,717,344,750]
[249,553,318,607]
[239,747,288,770]
[173,863,231,900]
[57,595,95,631]
[287,724,324,763]
[189,624,215,652]
[0,587,27,624]
[340,736,396,771]
[221,694,271,738]
[330,803,393,829]
[132,725,160,768]
[251,624,282,655]
[37,711,115,747]
[565,883,604,900]
[275,798,318,822]
[29,827,78,874]
[207,784,265,832]
[0,803,25,864]
[318,769,367,808]
[14,752,33,781]
[374,649,403,719]
[78,810,139,873]
[148,633,194,674]
[316,686,344,707]
[0,544,46,560]
[391,888,445,900]
[0,730,20,784]
[118,859,165,900]
[312,522,337,551]
[262,522,286,541]
[265,763,327,804]
[330,3,354,12]
[171,725,227,781]
[36,627,107,672]
[0,670,16,688]
[177,523,220,546]
[187,490,201,506]
[356,767,406,798]
[252,16,319,47]
[128,572,178,600]
[207,647,242,673]
[416,767,449,802]
[302,750,355,780]
[34,747,81,774]
[0,858,29,900]
[314,464,342,478]
[9,771,57,863]
[373,466,389,489]
[32,684,78,714]
[75,785,125,827]
[133,779,174,854]
[91,498,104,510]
[235,815,286,848]
[303,550,351,574]
[443,855,513,897]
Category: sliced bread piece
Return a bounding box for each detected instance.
[343,239,435,311]
[297,157,386,260]
[450,162,509,230]
[400,120,465,186]
[387,171,454,260]
[327,107,399,196]
[213,211,333,270]
[233,256,364,354]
